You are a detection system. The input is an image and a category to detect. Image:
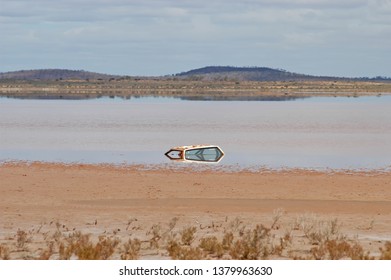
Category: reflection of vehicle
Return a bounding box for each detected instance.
[165,145,224,163]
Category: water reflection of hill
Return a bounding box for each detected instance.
[2,95,310,101]
[179,96,309,101]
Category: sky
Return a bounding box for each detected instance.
[1,0,390,77]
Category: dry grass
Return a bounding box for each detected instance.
[147,224,162,249]
[1,213,390,260]
[0,244,10,260]
[58,232,120,260]
[167,240,206,260]
[295,214,342,244]
[180,226,197,246]
[199,236,225,258]
[120,238,141,260]
[16,229,31,251]
[379,242,391,260]
[310,239,372,260]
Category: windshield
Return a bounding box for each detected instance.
[184,147,223,162]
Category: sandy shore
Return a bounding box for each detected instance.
[2,79,391,100]
[1,162,391,259]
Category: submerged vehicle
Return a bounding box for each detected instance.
[165,145,224,163]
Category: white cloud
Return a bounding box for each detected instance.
[0,0,390,77]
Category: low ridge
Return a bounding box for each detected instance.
[0,69,117,80]
[0,66,389,82]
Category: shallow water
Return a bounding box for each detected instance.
[1,95,391,170]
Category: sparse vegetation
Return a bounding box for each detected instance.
[0,214,389,260]
[0,69,116,81]
[310,239,372,260]
[120,238,141,260]
[379,241,391,260]
[16,229,31,251]
[147,224,162,249]
[57,232,120,260]
[199,236,224,258]
[0,244,10,260]
[167,239,206,260]
[271,208,285,229]
[1,76,390,100]
[298,215,342,244]
[180,226,197,246]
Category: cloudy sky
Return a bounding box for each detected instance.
[1,0,390,77]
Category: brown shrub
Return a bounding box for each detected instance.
[0,244,10,260]
[38,241,55,260]
[229,224,272,260]
[180,226,197,246]
[199,236,224,258]
[311,239,372,260]
[16,229,31,251]
[59,231,119,260]
[120,238,141,260]
[222,232,234,250]
[379,241,391,260]
[147,224,162,249]
[166,240,205,260]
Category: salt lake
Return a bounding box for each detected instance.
[1,95,390,170]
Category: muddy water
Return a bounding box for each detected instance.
[1,96,390,170]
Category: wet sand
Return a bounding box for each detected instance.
[1,162,391,259]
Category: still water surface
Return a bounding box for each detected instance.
[1,96,390,170]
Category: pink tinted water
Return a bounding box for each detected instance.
[1,96,390,170]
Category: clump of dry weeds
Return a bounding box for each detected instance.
[167,222,284,260]
[59,231,119,260]
[166,225,205,260]
[2,214,389,260]
[120,238,141,260]
[229,224,273,259]
[291,214,373,260]
[180,226,197,246]
[311,239,372,260]
[0,244,10,260]
[166,239,205,260]
[199,236,225,258]
[379,241,391,260]
[16,229,31,251]
[296,215,342,244]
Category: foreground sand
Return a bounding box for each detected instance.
[1,162,391,259]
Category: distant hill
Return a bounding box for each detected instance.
[175,66,391,82]
[0,69,117,80]
[175,66,320,81]
[1,67,390,82]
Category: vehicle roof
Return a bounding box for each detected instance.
[170,145,221,151]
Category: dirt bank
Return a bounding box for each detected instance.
[1,162,390,259]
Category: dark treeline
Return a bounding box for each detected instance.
[1,66,390,82]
